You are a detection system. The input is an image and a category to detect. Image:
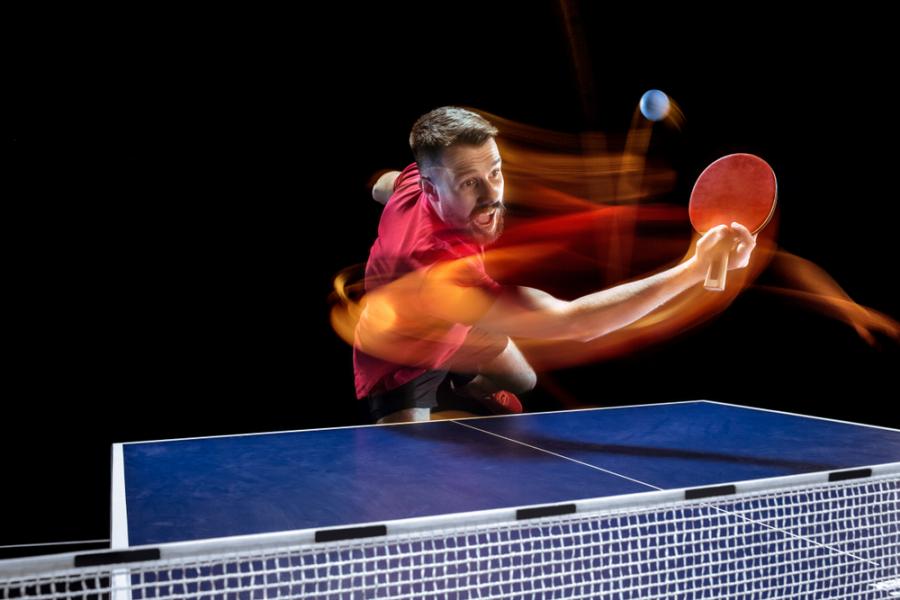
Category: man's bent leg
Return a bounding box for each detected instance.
[444,329,537,400]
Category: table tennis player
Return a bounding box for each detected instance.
[354,106,756,424]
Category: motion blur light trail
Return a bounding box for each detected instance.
[330,110,898,385]
[756,252,900,349]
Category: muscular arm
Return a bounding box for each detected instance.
[372,170,401,205]
[419,222,751,344]
[420,256,703,343]
[473,258,704,343]
[562,257,703,341]
[474,222,757,342]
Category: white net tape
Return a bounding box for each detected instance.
[2,473,898,599]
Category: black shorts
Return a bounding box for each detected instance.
[365,327,508,422]
[366,369,457,423]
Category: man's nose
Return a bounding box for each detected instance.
[480,180,502,202]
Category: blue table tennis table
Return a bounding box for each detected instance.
[110,400,900,548]
[1,400,898,598]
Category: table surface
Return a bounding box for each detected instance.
[112,400,900,547]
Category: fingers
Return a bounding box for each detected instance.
[730,222,755,244]
[698,224,734,255]
[729,222,757,269]
[719,224,740,247]
[695,222,759,272]
[708,224,732,243]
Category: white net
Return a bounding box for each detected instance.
[2,473,898,599]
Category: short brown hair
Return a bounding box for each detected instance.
[409,106,499,169]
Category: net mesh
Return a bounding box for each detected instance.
[2,474,898,599]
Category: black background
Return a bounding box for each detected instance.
[6,5,897,558]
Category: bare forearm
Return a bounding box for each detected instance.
[566,258,703,341]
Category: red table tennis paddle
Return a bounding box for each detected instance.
[689,153,777,291]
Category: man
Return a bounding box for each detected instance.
[354,106,755,424]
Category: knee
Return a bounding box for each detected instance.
[500,367,537,395]
[515,368,538,394]
[477,338,537,395]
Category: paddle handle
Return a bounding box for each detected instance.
[704,252,729,291]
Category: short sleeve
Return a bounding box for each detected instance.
[393,162,419,193]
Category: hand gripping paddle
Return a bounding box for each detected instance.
[689,153,777,291]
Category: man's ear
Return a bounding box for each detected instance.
[421,177,438,203]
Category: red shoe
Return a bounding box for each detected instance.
[480,390,523,414]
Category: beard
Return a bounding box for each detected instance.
[465,203,506,246]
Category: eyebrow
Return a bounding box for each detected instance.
[453,157,502,181]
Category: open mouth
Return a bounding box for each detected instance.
[473,208,496,227]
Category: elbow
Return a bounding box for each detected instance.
[372,184,389,205]
[371,170,400,205]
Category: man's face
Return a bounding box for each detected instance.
[421,138,506,246]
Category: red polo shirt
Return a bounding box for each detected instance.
[353,162,504,399]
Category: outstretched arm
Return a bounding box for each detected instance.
[470,263,701,344]
[420,223,756,343]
